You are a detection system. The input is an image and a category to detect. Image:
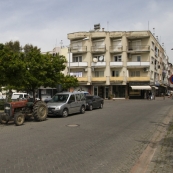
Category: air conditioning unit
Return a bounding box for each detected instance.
[85,68,88,71]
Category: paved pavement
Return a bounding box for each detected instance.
[145,98,173,173]
[0,97,173,173]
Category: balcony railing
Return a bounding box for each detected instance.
[127,45,150,52]
[127,61,150,67]
[110,77,124,82]
[91,45,106,53]
[69,46,87,53]
[92,77,106,82]
[110,61,123,67]
[127,77,150,81]
[109,46,123,53]
[67,62,88,68]
[77,77,88,82]
[91,62,106,68]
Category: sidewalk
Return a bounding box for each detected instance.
[146,109,173,173]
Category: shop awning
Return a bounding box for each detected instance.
[131,86,151,90]
[152,86,159,89]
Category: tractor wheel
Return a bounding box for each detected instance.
[33,101,48,121]
[0,113,9,124]
[14,112,25,126]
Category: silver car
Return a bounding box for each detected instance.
[47,92,86,117]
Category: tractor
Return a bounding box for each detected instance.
[0,98,48,126]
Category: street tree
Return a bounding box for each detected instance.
[0,41,79,99]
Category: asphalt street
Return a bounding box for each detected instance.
[0,97,172,173]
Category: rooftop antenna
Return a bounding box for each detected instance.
[148,21,149,30]
[60,40,63,48]
[107,21,109,31]
[153,28,155,36]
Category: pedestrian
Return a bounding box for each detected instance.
[161,92,165,100]
[148,91,152,100]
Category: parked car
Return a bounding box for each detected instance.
[41,94,51,101]
[47,92,86,117]
[86,95,104,111]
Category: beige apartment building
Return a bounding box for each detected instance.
[66,28,170,99]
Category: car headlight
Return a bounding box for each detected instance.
[5,106,10,110]
[55,106,61,110]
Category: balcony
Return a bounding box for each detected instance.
[91,45,106,53]
[92,77,106,82]
[70,46,87,53]
[127,45,150,53]
[110,77,124,82]
[91,62,106,68]
[109,46,123,53]
[77,77,88,82]
[110,61,123,67]
[127,77,150,82]
[67,62,88,68]
[127,61,150,68]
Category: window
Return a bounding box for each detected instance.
[70,72,82,77]
[95,71,104,77]
[73,56,82,62]
[137,56,141,62]
[94,55,104,62]
[76,94,81,101]
[114,55,121,62]
[130,71,140,77]
[69,95,75,102]
[112,70,119,77]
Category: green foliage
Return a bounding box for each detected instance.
[0,41,79,95]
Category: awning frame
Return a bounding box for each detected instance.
[131,86,151,90]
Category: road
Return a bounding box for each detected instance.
[0,97,172,173]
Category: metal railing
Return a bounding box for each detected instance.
[127,45,150,51]
[91,45,106,52]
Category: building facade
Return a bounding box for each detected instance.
[66,29,170,99]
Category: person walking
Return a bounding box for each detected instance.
[161,92,165,100]
[148,91,152,100]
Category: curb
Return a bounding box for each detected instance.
[130,105,173,173]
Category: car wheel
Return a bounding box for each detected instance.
[80,105,85,114]
[89,104,93,111]
[99,103,103,109]
[62,109,68,118]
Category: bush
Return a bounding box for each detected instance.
[0,99,5,110]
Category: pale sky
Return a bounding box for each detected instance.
[0,0,173,62]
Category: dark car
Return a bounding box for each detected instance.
[86,95,104,111]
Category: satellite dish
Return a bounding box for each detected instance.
[99,56,104,61]
[93,58,98,63]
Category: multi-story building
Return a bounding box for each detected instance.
[66,26,170,99]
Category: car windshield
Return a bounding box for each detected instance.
[50,94,69,103]
[86,96,94,100]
